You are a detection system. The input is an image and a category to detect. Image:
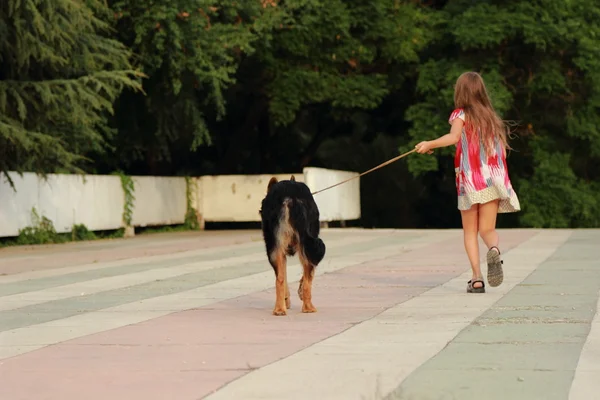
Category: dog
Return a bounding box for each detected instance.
[259,175,326,316]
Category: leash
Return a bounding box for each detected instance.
[311,149,417,195]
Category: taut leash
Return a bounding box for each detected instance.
[311,149,417,196]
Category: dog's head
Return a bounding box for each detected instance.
[260,175,296,215]
[267,177,278,193]
[266,175,296,193]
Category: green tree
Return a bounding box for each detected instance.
[215,0,437,173]
[107,0,276,174]
[0,0,142,186]
[404,0,600,228]
[96,0,600,229]
[102,0,436,177]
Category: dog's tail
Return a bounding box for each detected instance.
[302,233,326,266]
[284,198,326,265]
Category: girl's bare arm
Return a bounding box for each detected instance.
[429,118,464,149]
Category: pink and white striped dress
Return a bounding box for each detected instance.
[449,108,521,213]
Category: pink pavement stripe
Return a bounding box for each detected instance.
[0,230,537,400]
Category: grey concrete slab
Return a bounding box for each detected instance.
[428,342,582,371]
[389,370,572,400]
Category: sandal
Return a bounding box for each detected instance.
[486,246,504,287]
[467,279,485,293]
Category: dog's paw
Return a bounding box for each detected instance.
[301,302,317,313]
[272,307,287,316]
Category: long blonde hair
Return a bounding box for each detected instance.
[454,72,509,154]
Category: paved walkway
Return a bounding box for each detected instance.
[0,229,598,400]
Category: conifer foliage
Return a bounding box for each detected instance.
[0,0,141,185]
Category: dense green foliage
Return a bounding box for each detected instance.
[405,0,600,228]
[106,0,266,171]
[2,0,599,228]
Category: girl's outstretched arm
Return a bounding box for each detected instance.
[415,118,464,154]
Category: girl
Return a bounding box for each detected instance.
[414,71,520,293]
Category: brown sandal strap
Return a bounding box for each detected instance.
[468,279,485,288]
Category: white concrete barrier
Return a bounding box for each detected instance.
[303,167,361,222]
[0,168,361,238]
[197,169,361,223]
[197,174,304,223]
[0,172,124,237]
[131,176,187,227]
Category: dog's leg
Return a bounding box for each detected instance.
[297,278,304,301]
[299,253,317,313]
[285,280,291,309]
[282,257,291,310]
[272,251,288,316]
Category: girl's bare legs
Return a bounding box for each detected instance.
[460,205,483,289]
[478,200,500,249]
[478,200,503,286]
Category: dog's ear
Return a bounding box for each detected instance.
[290,175,296,182]
[267,177,278,192]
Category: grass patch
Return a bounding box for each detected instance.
[135,224,191,235]
[0,208,125,248]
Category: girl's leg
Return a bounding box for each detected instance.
[478,200,500,248]
[460,205,483,289]
[478,200,503,287]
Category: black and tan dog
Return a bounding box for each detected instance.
[259,175,326,316]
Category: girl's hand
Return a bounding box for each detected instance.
[415,141,434,154]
